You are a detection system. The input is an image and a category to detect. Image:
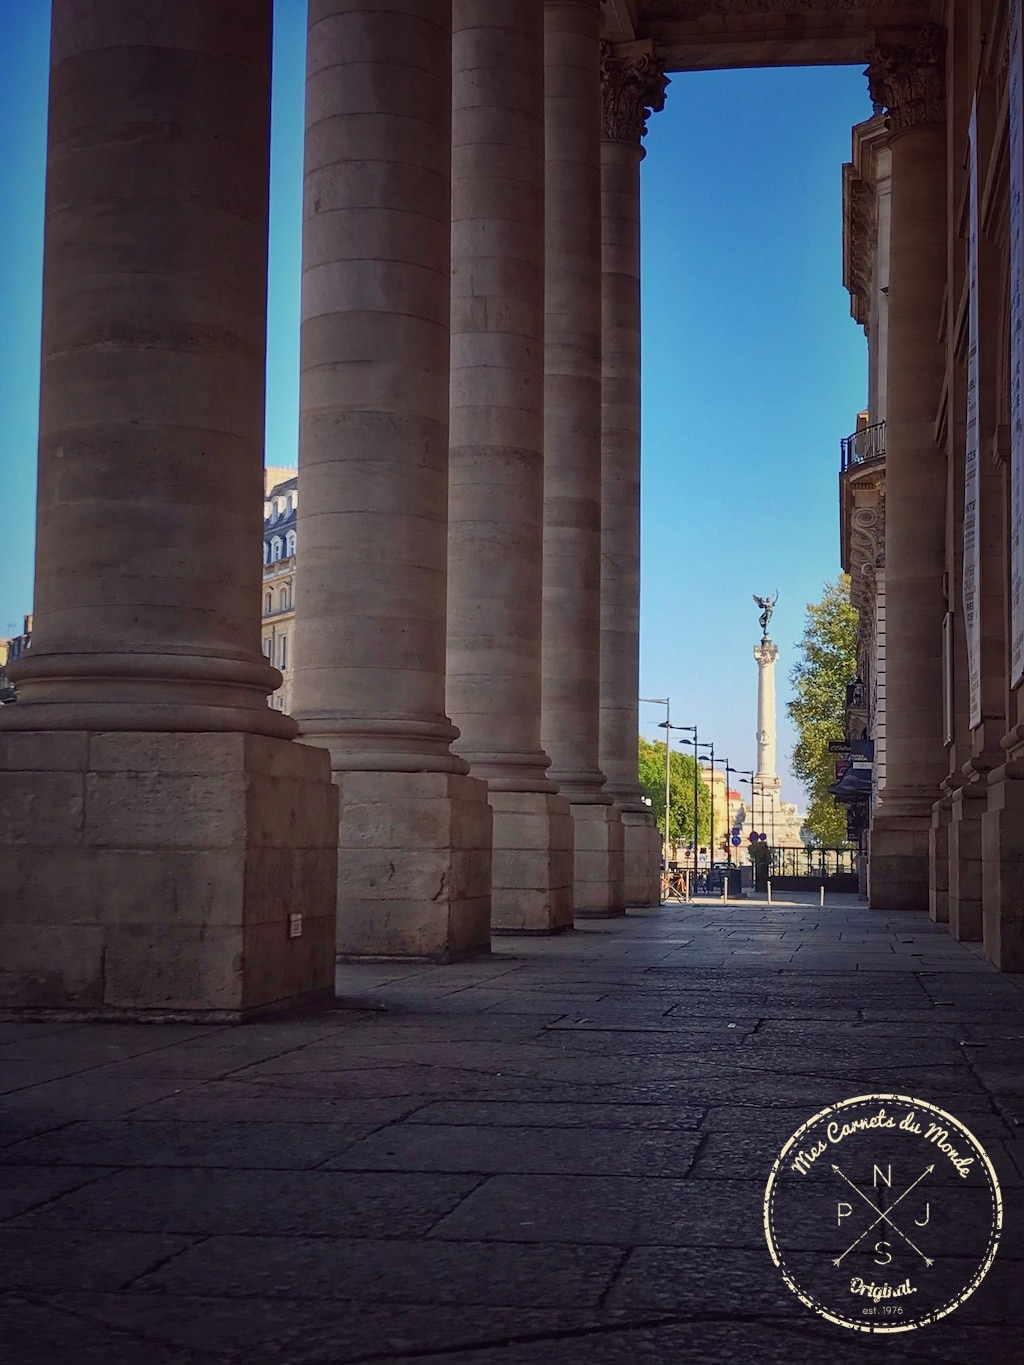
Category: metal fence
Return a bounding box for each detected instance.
[840,420,886,471]
[770,846,856,879]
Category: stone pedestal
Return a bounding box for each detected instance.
[332,772,492,960]
[573,803,626,917]
[0,732,338,1018]
[982,762,1024,970]
[488,792,574,932]
[296,1,492,953]
[928,794,951,923]
[622,810,663,906]
[949,781,985,941]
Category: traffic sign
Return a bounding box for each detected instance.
[748,831,760,842]
[731,836,741,846]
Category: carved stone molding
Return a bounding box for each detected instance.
[865,25,946,134]
[643,1,897,13]
[600,43,668,143]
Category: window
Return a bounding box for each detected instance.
[270,536,283,562]
[264,592,272,614]
[286,494,294,514]
[280,584,291,611]
[285,530,297,558]
[279,635,288,669]
[262,637,272,658]
[263,540,270,565]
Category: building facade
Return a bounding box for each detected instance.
[262,471,297,714]
[3,0,1023,1020]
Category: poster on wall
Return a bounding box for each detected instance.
[1010,0,1024,686]
[965,101,982,728]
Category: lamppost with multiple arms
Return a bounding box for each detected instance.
[639,698,670,886]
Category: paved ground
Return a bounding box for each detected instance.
[1,891,1023,1364]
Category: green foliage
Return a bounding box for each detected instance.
[786,576,859,845]
[637,737,711,847]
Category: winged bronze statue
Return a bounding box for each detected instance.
[753,591,778,636]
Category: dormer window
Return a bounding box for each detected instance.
[286,530,297,558]
[270,536,283,562]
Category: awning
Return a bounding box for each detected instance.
[828,767,872,801]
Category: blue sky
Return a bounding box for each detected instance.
[0,2,869,805]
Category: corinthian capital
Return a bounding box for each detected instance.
[864,25,946,133]
[600,42,668,144]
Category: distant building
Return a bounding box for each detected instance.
[262,470,297,713]
[0,614,33,703]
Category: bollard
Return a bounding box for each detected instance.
[722,879,728,903]
[767,879,772,904]
[820,884,824,907]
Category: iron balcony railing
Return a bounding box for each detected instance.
[840,419,886,472]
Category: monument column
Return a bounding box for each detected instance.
[447,0,574,933]
[753,618,783,833]
[865,27,949,911]
[295,0,492,958]
[0,0,338,1016]
[598,41,667,908]
[543,0,624,915]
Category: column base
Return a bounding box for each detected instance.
[570,802,625,918]
[334,771,492,959]
[0,731,339,1018]
[949,782,985,942]
[928,794,951,924]
[982,765,1024,970]
[620,809,660,906]
[868,806,931,911]
[489,791,574,934]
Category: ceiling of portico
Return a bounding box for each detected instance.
[603,0,940,70]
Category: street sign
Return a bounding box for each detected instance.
[827,739,851,754]
[731,836,741,846]
[834,760,852,781]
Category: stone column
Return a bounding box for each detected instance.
[543,0,624,916]
[865,27,949,911]
[598,42,666,908]
[446,0,574,933]
[753,636,783,831]
[0,0,338,1016]
[295,0,492,958]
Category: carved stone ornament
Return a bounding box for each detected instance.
[643,1,898,14]
[600,43,669,143]
[864,25,946,134]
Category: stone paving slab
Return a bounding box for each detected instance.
[1,890,1023,1363]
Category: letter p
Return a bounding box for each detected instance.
[837,1201,853,1225]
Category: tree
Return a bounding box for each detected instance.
[637,738,711,850]
[786,576,859,845]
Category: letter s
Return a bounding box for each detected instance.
[874,1241,892,1266]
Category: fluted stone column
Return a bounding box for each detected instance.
[865,28,949,912]
[543,0,624,916]
[598,42,666,908]
[295,0,492,958]
[447,0,574,933]
[0,0,338,1016]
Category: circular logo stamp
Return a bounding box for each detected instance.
[764,1093,1002,1332]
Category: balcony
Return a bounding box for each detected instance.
[840,420,885,471]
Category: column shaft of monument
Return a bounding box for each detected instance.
[296,0,492,957]
[866,29,948,911]
[447,0,573,932]
[598,44,666,908]
[0,0,339,1017]
[543,0,624,915]
[1,0,289,738]
[754,642,779,782]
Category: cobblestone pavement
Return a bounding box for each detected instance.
[2,892,1023,1364]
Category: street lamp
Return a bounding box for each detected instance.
[696,741,715,873]
[719,758,740,867]
[673,727,704,884]
[640,698,671,887]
